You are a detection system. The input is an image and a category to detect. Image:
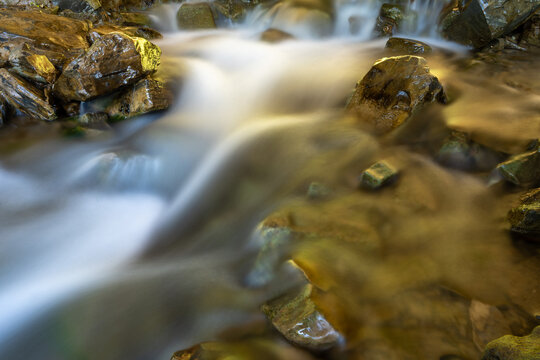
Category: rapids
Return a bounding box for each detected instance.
[1,1,539,359]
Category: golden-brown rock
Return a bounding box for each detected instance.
[53,32,161,101]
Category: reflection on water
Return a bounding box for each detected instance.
[1,1,540,359]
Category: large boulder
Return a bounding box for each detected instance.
[0,9,90,63]
[346,55,446,133]
[176,3,216,30]
[440,0,540,48]
[0,68,56,121]
[482,326,540,360]
[53,32,161,101]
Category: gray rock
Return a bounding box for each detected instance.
[262,284,342,351]
[496,148,540,187]
[52,0,101,13]
[0,68,56,121]
[53,33,161,101]
[177,3,216,30]
[346,56,446,133]
[441,0,540,48]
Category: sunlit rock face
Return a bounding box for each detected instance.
[482,326,540,360]
[0,9,90,65]
[441,0,540,48]
[346,55,446,134]
[0,69,56,121]
[53,33,161,101]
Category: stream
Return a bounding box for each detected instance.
[0,1,539,359]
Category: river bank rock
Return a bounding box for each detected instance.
[440,0,540,48]
[508,188,540,240]
[106,78,171,121]
[53,32,161,101]
[0,68,56,121]
[177,3,216,30]
[0,9,90,64]
[385,37,432,55]
[482,326,540,360]
[346,55,446,133]
[262,284,342,351]
[496,147,540,187]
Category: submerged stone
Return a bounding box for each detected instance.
[307,181,331,199]
[359,160,398,190]
[260,28,294,43]
[508,188,540,239]
[171,339,318,360]
[482,326,540,360]
[496,148,540,187]
[440,0,540,48]
[53,33,161,101]
[176,3,216,30]
[346,55,446,133]
[262,284,342,351]
[385,37,432,55]
[106,78,171,121]
[0,68,56,121]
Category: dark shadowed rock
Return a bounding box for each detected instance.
[106,78,170,121]
[508,188,540,239]
[441,0,540,48]
[0,9,90,62]
[0,68,56,121]
[346,55,446,133]
[177,3,216,30]
[385,37,432,55]
[496,148,540,187]
[53,33,161,101]
[520,12,540,48]
[213,0,247,22]
[262,284,342,351]
[53,0,101,12]
[0,99,7,126]
[482,326,540,360]
[171,339,318,360]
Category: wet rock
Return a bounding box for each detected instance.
[346,55,446,133]
[176,3,216,30]
[213,0,247,22]
[61,112,111,137]
[508,188,540,239]
[520,12,540,48]
[106,78,170,121]
[262,284,342,351]
[8,44,57,84]
[482,326,540,360]
[496,148,540,187]
[88,25,162,43]
[0,68,56,121]
[171,338,318,360]
[0,9,90,63]
[264,0,334,38]
[0,0,54,7]
[261,28,294,43]
[53,33,161,101]
[358,160,398,190]
[440,0,540,48]
[0,99,7,127]
[374,3,417,37]
[385,37,432,55]
[53,0,101,13]
[436,131,504,172]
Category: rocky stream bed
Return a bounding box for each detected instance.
[0,0,539,360]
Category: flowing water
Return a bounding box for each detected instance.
[1,1,540,359]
